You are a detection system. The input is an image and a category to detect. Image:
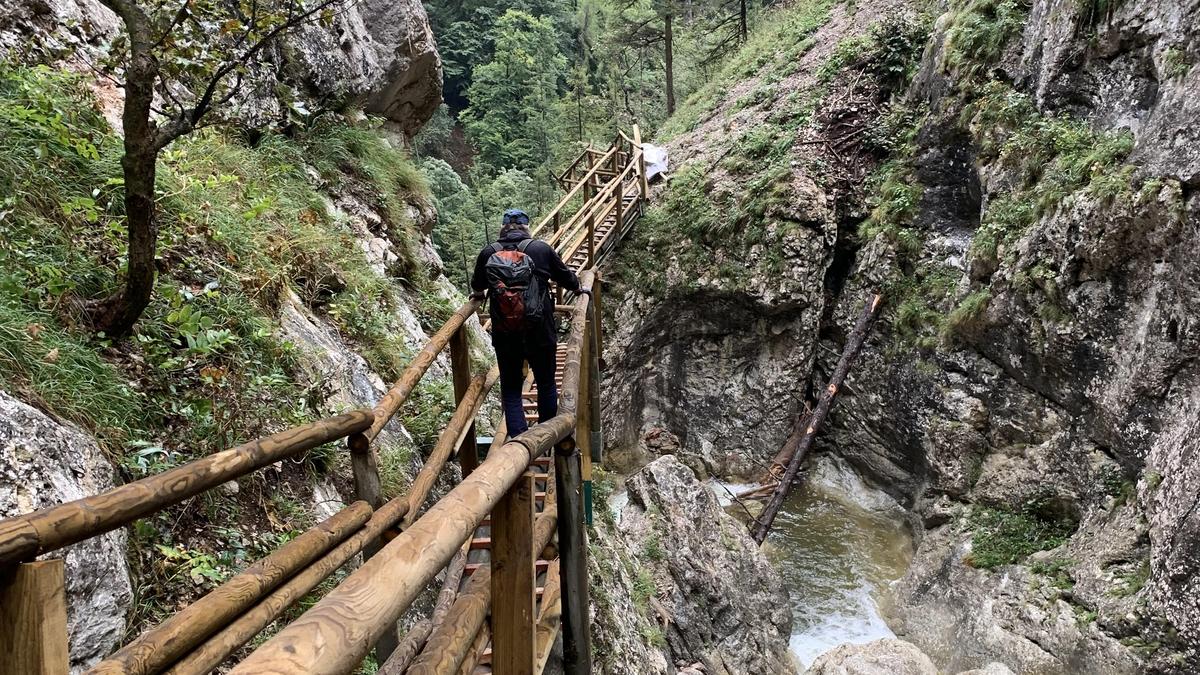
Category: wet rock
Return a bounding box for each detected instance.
[0,391,131,671]
[622,456,794,674]
[805,638,937,675]
[589,456,794,674]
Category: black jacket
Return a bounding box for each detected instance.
[472,229,580,340]
[471,229,581,296]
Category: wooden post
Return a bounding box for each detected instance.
[586,210,596,270]
[0,560,68,675]
[614,182,624,243]
[576,317,593,524]
[348,432,398,662]
[633,125,649,200]
[751,293,884,544]
[587,294,603,468]
[349,433,383,511]
[592,278,603,365]
[554,437,592,675]
[491,472,536,675]
[449,326,478,476]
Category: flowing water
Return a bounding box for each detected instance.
[719,457,915,669]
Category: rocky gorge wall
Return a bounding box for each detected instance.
[602,0,1200,672]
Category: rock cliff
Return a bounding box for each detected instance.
[603,0,1200,671]
[0,0,443,134]
[0,392,131,671]
[590,456,795,675]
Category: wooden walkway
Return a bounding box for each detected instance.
[0,128,650,675]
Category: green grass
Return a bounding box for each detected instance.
[1030,557,1076,590]
[0,63,441,463]
[632,568,656,608]
[942,289,993,342]
[0,299,148,441]
[941,0,1031,81]
[968,503,1076,569]
[658,0,837,139]
[962,82,1135,271]
[1110,558,1150,597]
[1161,47,1192,79]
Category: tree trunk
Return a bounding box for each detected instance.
[664,12,676,115]
[751,294,883,544]
[91,51,161,338]
[739,0,748,42]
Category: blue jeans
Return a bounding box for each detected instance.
[493,331,558,437]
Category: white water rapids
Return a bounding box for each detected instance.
[716,456,913,669]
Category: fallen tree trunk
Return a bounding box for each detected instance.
[752,293,882,545]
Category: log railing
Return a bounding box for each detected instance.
[0,127,649,675]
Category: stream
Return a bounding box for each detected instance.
[718,457,914,669]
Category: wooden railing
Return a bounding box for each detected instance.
[0,127,648,675]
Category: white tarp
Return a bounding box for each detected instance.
[643,143,669,180]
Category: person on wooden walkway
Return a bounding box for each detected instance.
[471,209,588,436]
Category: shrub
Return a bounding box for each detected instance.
[968,503,1076,568]
[941,0,1031,80]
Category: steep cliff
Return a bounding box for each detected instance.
[0,0,443,133]
[603,0,1200,671]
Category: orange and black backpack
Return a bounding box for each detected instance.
[484,239,545,332]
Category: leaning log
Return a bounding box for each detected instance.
[751,293,882,544]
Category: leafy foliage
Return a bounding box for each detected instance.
[968,503,1077,569]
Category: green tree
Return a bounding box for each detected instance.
[93,0,344,337]
[427,0,577,107]
[461,10,568,173]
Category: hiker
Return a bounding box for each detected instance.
[470,209,588,437]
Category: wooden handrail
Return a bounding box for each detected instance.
[88,502,374,675]
[401,366,500,527]
[165,494,412,675]
[367,300,482,441]
[231,272,595,674]
[542,150,639,252]
[532,146,618,239]
[0,411,373,566]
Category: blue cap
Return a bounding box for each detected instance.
[502,209,530,226]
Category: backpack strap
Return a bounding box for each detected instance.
[490,242,505,254]
[517,238,534,252]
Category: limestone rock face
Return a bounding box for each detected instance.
[815,0,1200,671]
[590,456,794,675]
[284,0,443,134]
[0,391,131,672]
[805,639,937,675]
[602,0,1200,670]
[0,0,443,134]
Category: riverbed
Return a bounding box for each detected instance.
[718,457,914,669]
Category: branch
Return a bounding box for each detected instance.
[151,0,191,49]
[155,0,348,148]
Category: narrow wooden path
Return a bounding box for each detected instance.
[0,128,651,675]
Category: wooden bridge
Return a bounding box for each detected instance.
[0,128,651,675]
